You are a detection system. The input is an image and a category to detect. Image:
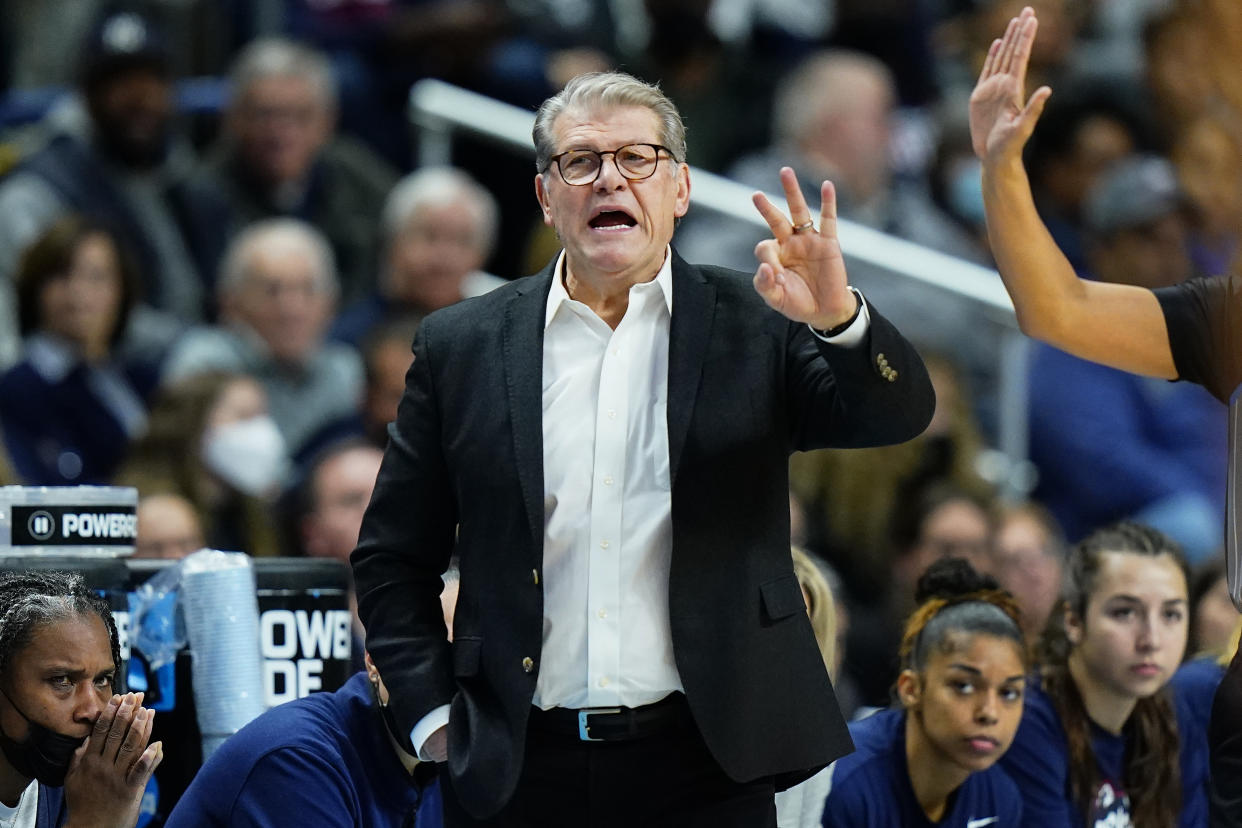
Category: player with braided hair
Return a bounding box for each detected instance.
[821,557,1027,826]
[0,570,162,827]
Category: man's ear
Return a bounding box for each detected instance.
[673,162,691,218]
[535,174,554,227]
[896,669,921,709]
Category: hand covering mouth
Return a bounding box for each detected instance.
[589,209,637,228]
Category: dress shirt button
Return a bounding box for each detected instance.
[522,657,534,673]
[600,539,610,549]
[598,676,610,688]
[603,475,613,486]
[597,608,607,619]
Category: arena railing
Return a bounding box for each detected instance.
[408,78,1035,498]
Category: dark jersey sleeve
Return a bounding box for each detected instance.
[1154,274,1242,404]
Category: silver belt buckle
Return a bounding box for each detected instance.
[578,707,622,741]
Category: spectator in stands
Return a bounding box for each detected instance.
[331,167,503,347]
[300,440,385,664]
[133,493,205,560]
[1027,155,1226,561]
[1188,557,1236,661]
[846,483,997,709]
[164,651,441,827]
[1169,112,1242,277]
[116,372,289,558]
[822,558,1027,826]
[203,38,398,305]
[0,10,230,323]
[1142,6,1218,137]
[0,570,162,826]
[0,217,153,485]
[679,49,986,270]
[989,501,1065,646]
[676,50,1000,417]
[1021,83,1147,274]
[163,219,363,463]
[359,317,420,448]
[999,522,1207,826]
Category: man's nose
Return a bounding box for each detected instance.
[594,155,628,190]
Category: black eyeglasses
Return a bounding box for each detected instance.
[544,143,676,186]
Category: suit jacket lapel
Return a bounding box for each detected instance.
[667,251,716,486]
[503,262,555,557]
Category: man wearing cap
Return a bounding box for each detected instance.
[970,7,1242,824]
[0,10,230,324]
[1026,153,1226,557]
[353,71,935,827]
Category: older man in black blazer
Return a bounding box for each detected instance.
[353,71,935,827]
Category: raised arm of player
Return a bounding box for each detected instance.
[970,5,1177,379]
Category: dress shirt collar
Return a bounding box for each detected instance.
[545,247,675,329]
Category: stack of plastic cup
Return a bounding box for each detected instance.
[179,550,265,761]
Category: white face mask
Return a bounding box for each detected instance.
[202,415,290,497]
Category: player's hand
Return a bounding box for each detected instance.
[62,692,163,828]
[968,5,1052,164]
[751,167,857,331]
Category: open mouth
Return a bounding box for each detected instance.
[589,209,637,230]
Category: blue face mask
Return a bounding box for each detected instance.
[947,158,986,227]
[0,688,86,787]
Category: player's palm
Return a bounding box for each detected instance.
[968,7,1050,164]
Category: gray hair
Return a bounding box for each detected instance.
[217,218,338,299]
[532,71,687,171]
[772,50,895,147]
[228,37,338,111]
[381,167,499,259]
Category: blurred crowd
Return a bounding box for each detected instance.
[0,0,1238,825]
[0,0,1234,679]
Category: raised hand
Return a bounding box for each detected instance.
[969,6,1052,164]
[751,167,857,331]
[63,692,164,828]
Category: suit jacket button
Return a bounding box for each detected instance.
[522,657,534,673]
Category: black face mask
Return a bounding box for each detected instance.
[0,689,86,788]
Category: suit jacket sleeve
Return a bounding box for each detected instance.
[351,319,459,740]
[785,298,935,452]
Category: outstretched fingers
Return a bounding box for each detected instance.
[817,180,838,241]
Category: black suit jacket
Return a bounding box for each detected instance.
[352,251,935,819]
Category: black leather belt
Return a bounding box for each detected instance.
[528,693,691,742]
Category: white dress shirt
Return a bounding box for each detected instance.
[411,248,870,755]
[535,249,681,709]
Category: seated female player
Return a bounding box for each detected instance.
[0,570,162,827]
[821,557,1027,826]
[999,521,1208,826]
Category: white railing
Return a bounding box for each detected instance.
[408,78,1034,495]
